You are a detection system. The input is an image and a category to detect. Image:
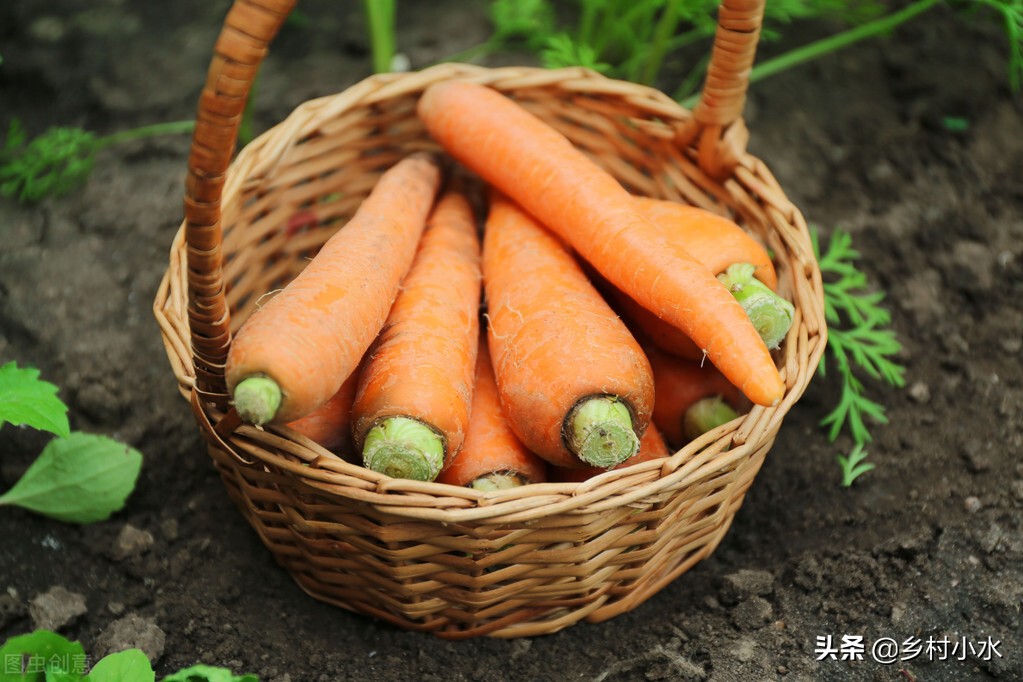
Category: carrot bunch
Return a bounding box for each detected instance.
[221,80,796,487]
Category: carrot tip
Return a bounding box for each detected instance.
[470,472,528,492]
[718,263,795,350]
[566,396,640,469]
[233,376,282,426]
[683,396,741,442]
[363,417,445,481]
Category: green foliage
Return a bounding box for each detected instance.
[83,650,154,682]
[0,362,143,523]
[0,432,143,524]
[0,631,255,682]
[162,666,259,682]
[0,119,98,203]
[837,443,875,486]
[967,0,1023,89]
[0,362,71,438]
[812,228,906,484]
[0,119,194,204]
[0,629,87,680]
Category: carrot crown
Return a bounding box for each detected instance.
[718,263,795,351]
[565,396,640,469]
[363,417,446,481]
[683,396,740,442]
[232,376,283,426]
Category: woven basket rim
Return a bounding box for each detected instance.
[153,63,827,524]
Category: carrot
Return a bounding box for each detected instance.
[483,192,654,469]
[352,190,482,481]
[436,337,547,491]
[225,153,441,425]
[285,371,358,453]
[646,344,748,447]
[552,422,670,483]
[418,81,784,407]
[611,197,793,359]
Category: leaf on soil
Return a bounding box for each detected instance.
[0,362,70,438]
[83,649,154,682]
[160,665,260,682]
[0,629,86,681]
[0,432,142,524]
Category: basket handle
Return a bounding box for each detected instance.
[184,0,297,395]
[181,0,763,395]
[678,0,766,180]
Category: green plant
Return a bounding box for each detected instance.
[0,362,142,523]
[0,629,257,681]
[0,118,194,203]
[364,0,397,73]
[837,442,875,487]
[812,228,906,485]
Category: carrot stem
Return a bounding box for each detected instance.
[718,263,794,350]
[232,376,282,426]
[470,473,527,492]
[567,396,640,468]
[363,417,446,481]
[683,396,740,441]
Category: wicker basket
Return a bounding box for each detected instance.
[154,0,826,638]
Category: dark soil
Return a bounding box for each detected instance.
[2,1,1021,681]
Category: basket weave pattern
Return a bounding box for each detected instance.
[154,0,826,639]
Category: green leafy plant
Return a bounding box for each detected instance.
[0,119,194,203]
[364,0,397,73]
[836,442,875,487]
[0,630,257,682]
[0,362,142,523]
[812,229,906,485]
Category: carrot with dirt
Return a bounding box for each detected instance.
[285,371,358,453]
[225,153,441,426]
[552,422,670,483]
[353,190,482,481]
[483,192,654,469]
[646,344,748,448]
[436,337,547,491]
[610,197,793,359]
[418,80,784,407]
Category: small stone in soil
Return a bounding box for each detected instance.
[964,496,983,513]
[732,597,773,630]
[908,381,931,404]
[94,613,166,663]
[719,569,774,605]
[29,586,87,631]
[109,524,155,561]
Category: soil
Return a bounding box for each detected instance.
[1,1,1021,681]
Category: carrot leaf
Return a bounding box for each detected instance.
[837,443,875,486]
[812,228,906,483]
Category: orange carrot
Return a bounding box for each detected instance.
[225,153,441,425]
[610,197,791,359]
[552,422,670,483]
[436,338,547,490]
[483,192,654,469]
[285,371,358,453]
[418,81,783,407]
[352,190,482,481]
[647,344,748,448]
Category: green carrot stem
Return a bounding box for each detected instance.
[749,0,941,84]
[683,396,740,441]
[718,263,795,350]
[363,417,445,481]
[364,0,397,73]
[233,376,282,426]
[95,120,197,149]
[639,0,682,84]
[566,396,640,468]
[680,0,942,109]
[470,472,527,492]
